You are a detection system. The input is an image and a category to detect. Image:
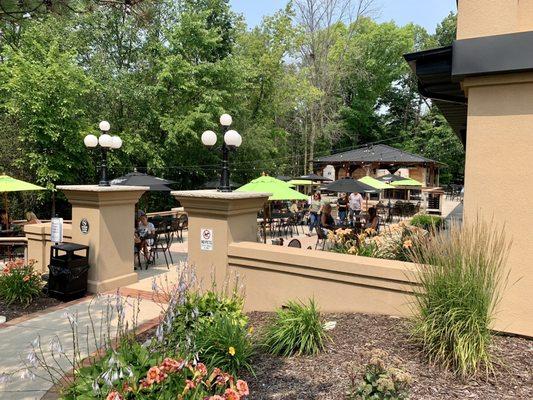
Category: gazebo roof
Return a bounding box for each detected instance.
[313,144,440,165]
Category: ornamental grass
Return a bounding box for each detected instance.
[408,219,510,377]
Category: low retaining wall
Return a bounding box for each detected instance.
[227,242,419,317]
[24,223,73,273]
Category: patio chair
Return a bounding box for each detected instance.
[315,227,328,250]
[176,214,188,242]
[150,222,174,269]
[287,238,302,248]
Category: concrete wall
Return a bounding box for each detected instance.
[25,223,74,273]
[463,73,533,336]
[457,0,533,39]
[228,242,417,316]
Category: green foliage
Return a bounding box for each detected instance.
[410,215,444,231]
[409,220,510,377]
[263,299,328,357]
[435,12,457,47]
[62,336,245,399]
[195,312,254,377]
[0,259,42,307]
[347,349,412,400]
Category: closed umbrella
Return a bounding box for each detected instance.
[0,175,45,229]
[111,171,175,192]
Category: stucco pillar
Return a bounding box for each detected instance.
[57,185,148,293]
[171,190,270,285]
[462,74,533,336]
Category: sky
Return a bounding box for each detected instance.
[229,0,457,34]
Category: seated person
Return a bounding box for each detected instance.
[364,207,380,232]
[25,211,41,224]
[0,209,9,230]
[289,200,299,214]
[137,214,155,262]
[320,203,336,232]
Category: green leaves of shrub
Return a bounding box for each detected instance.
[409,220,509,377]
[195,312,254,377]
[263,299,328,357]
[410,214,444,231]
[0,261,42,307]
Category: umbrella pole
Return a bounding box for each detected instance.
[263,203,268,244]
[3,192,9,230]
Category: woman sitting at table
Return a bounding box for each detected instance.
[364,207,380,232]
[320,203,336,232]
[25,211,41,225]
[137,213,155,263]
[0,209,9,230]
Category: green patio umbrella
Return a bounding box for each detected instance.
[287,179,319,186]
[0,175,45,229]
[390,177,423,187]
[358,176,391,190]
[236,176,307,243]
[236,176,307,201]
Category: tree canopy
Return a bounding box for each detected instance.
[0,0,463,216]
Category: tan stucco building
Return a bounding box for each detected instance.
[406,0,533,336]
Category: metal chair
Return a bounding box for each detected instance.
[315,227,328,250]
[150,222,174,269]
[287,238,302,248]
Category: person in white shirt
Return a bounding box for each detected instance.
[348,192,363,225]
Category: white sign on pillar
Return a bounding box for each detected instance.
[50,217,64,244]
[200,228,214,251]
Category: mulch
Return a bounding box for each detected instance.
[0,295,61,322]
[243,312,533,400]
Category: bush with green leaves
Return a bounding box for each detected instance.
[410,214,444,232]
[0,259,42,306]
[347,349,411,400]
[263,299,328,357]
[195,312,254,377]
[409,220,509,377]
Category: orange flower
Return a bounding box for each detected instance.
[224,388,241,400]
[2,267,10,274]
[185,379,196,389]
[208,396,225,400]
[23,275,30,282]
[15,258,25,267]
[160,357,183,373]
[105,391,123,400]
[403,239,413,249]
[236,380,249,396]
[146,366,166,384]
[195,362,208,377]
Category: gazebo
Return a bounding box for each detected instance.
[313,144,443,187]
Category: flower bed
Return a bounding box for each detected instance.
[327,222,427,261]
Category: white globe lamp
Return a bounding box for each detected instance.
[99,120,111,132]
[224,130,242,148]
[201,130,217,147]
[111,136,123,149]
[84,134,98,148]
[219,114,232,127]
[99,133,113,148]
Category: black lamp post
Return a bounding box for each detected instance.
[84,121,122,187]
[201,114,242,192]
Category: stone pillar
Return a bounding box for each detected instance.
[57,185,148,293]
[171,190,270,285]
[462,74,533,336]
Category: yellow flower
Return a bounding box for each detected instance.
[403,239,413,249]
[228,346,236,356]
[347,246,357,255]
[248,326,254,334]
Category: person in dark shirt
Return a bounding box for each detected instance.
[320,203,336,231]
[337,193,348,224]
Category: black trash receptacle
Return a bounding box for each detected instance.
[48,243,90,300]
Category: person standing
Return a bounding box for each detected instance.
[307,192,322,235]
[348,191,363,225]
[337,193,348,224]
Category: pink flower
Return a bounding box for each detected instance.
[195,362,208,377]
[185,379,196,389]
[146,366,166,384]
[236,380,249,396]
[23,275,30,282]
[160,357,183,373]
[224,388,241,400]
[105,391,124,400]
[209,396,225,400]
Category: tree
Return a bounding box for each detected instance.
[435,12,457,47]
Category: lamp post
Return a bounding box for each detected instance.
[201,114,242,192]
[84,121,122,187]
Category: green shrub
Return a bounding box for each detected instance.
[195,312,254,377]
[410,214,444,231]
[0,259,42,306]
[63,337,249,399]
[409,220,509,377]
[263,299,328,357]
[347,349,411,400]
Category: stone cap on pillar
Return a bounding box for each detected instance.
[172,190,271,216]
[57,185,149,206]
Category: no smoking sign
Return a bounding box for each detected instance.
[200,228,214,251]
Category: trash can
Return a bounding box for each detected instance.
[48,243,90,300]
